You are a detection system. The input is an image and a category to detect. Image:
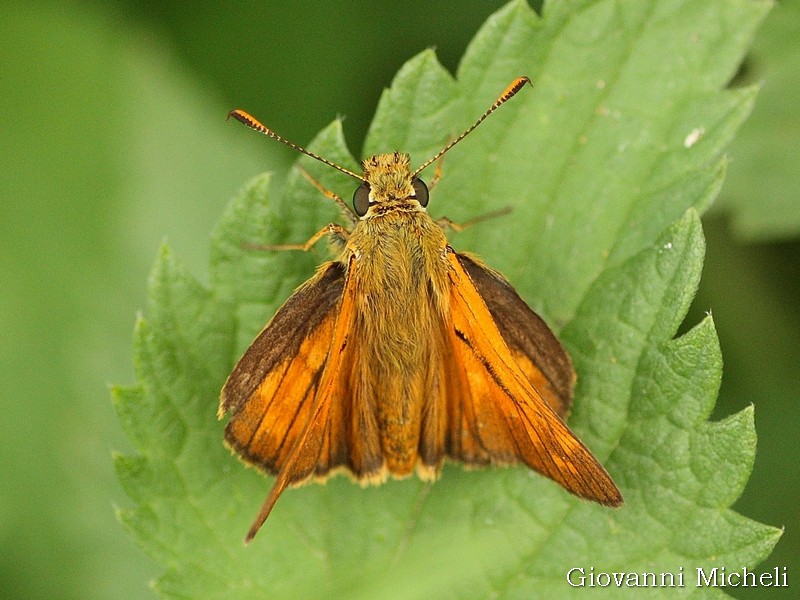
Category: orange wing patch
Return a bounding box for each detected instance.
[456,254,574,418]
[443,250,622,507]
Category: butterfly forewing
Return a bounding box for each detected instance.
[221,257,388,486]
[221,260,349,479]
[443,250,622,506]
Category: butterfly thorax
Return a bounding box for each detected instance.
[345,152,450,367]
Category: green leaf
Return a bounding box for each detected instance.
[115,1,779,597]
[715,0,800,240]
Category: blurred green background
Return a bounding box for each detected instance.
[1,1,796,598]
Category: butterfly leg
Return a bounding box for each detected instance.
[427,158,444,192]
[297,165,358,225]
[436,206,513,232]
[248,222,350,252]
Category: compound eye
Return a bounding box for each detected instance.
[412,178,429,207]
[353,183,371,216]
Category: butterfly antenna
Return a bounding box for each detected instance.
[412,76,531,178]
[228,109,365,182]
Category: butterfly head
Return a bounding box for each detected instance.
[351,152,429,218]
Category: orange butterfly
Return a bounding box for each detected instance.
[220,77,622,542]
